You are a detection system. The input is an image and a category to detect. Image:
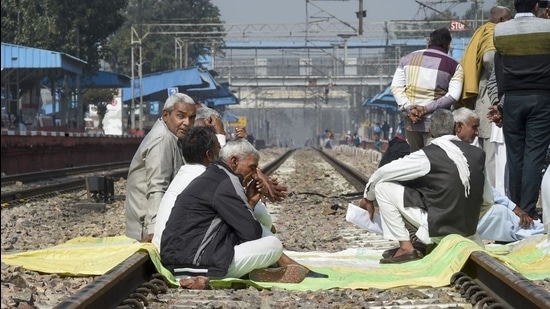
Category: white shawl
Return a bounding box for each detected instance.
[431,135,471,197]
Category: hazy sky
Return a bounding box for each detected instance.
[211,0,498,24]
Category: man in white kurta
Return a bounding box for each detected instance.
[363,136,493,245]
[542,167,550,238]
[477,187,545,242]
[360,109,492,264]
[153,163,207,251]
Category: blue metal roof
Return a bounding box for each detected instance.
[204,91,239,106]
[187,70,219,91]
[186,73,239,106]
[122,68,207,102]
[81,71,131,88]
[222,111,239,122]
[52,71,132,89]
[363,84,398,112]
[1,42,85,75]
[122,68,238,106]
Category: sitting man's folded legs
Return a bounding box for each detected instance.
[225,235,283,279]
[375,181,426,263]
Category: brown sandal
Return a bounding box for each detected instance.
[248,264,308,283]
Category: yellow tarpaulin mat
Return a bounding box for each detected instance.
[1,236,180,287]
[2,234,549,291]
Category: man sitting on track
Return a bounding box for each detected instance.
[195,104,288,229]
[452,107,545,242]
[160,138,325,289]
[370,108,545,246]
[359,109,493,264]
[152,126,221,252]
[152,125,283,253]
[125,93,197,242]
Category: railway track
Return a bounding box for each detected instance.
[1,162,130,204]
[1,161,130,185]
[4,148,549,308]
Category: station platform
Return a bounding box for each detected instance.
[1,129,143,175]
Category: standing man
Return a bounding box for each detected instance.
[391,27,464,152]
[381,121,390,141]
[125,93,197,242]
[493,0,550,219]
[455,6,511,188]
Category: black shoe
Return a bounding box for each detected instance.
[305,270,329,278]
[382,242,427,258]
[380,250,422,264]
[381,247,399,259]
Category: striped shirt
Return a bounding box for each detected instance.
[493,13,550,97]
[391,46,463,132]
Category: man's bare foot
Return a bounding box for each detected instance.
[179,276,210,290]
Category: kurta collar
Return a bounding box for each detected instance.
[515,12,536,18]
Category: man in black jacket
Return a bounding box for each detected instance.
[161,138,310,287]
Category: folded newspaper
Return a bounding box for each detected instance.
[345,203,383,234]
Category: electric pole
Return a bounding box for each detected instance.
[358,0,364,36]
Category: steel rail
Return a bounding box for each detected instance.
[457,251,550,309]
[314,148,369,192]
[1,179,86,203]
[261,149,296,175]
[1,161,131,184]
[1,169,129,203]
[55,252,160,309]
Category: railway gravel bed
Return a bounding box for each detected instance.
[1,147,548,308]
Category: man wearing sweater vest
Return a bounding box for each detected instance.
[493,0,550,220]
[359,109,492,264]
